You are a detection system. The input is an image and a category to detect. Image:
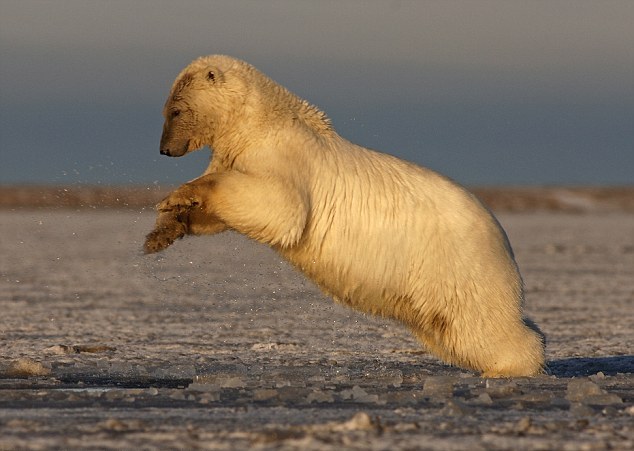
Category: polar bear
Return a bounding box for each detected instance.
[144,55,545,377]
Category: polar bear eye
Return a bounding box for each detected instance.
[206,71,215,82]
[170,109,181,119]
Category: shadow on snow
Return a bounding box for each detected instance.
[547,355,634,377]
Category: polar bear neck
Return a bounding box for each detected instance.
[210,60,335,167]
[245,66,334,137]
[189,56,332,137]
[269,84,333,135]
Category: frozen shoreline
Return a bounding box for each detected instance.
[2,185,634,212]
[0,210,632,449]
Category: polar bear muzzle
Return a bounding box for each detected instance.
[159,124,189,157]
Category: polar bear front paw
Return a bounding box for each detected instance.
[143,220,187,254]
[157,186,201,213]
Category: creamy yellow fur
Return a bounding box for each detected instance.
[144,55,545,377]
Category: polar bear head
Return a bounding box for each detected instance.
[159,55,248,157]
[159,55,332,159]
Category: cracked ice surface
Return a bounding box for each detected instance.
[0,210,632,450]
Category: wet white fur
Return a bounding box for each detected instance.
[151,55,545,377]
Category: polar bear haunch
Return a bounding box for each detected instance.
[144,55,545,377]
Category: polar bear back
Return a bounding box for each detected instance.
[277,135,521,322]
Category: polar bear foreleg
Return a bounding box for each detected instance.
[144,177,228,254]
[146,172,308,251]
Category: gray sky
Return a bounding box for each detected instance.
[1,0,633,185]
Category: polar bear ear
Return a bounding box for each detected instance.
[203,66,223,84]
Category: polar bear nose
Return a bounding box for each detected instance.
[160,147,172,156]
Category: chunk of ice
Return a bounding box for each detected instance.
[422,376,456,399]
[340,385,379,403]
[566,379,604,402]
[307,389,334,404]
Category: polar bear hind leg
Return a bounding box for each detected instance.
[410,313,544,377]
